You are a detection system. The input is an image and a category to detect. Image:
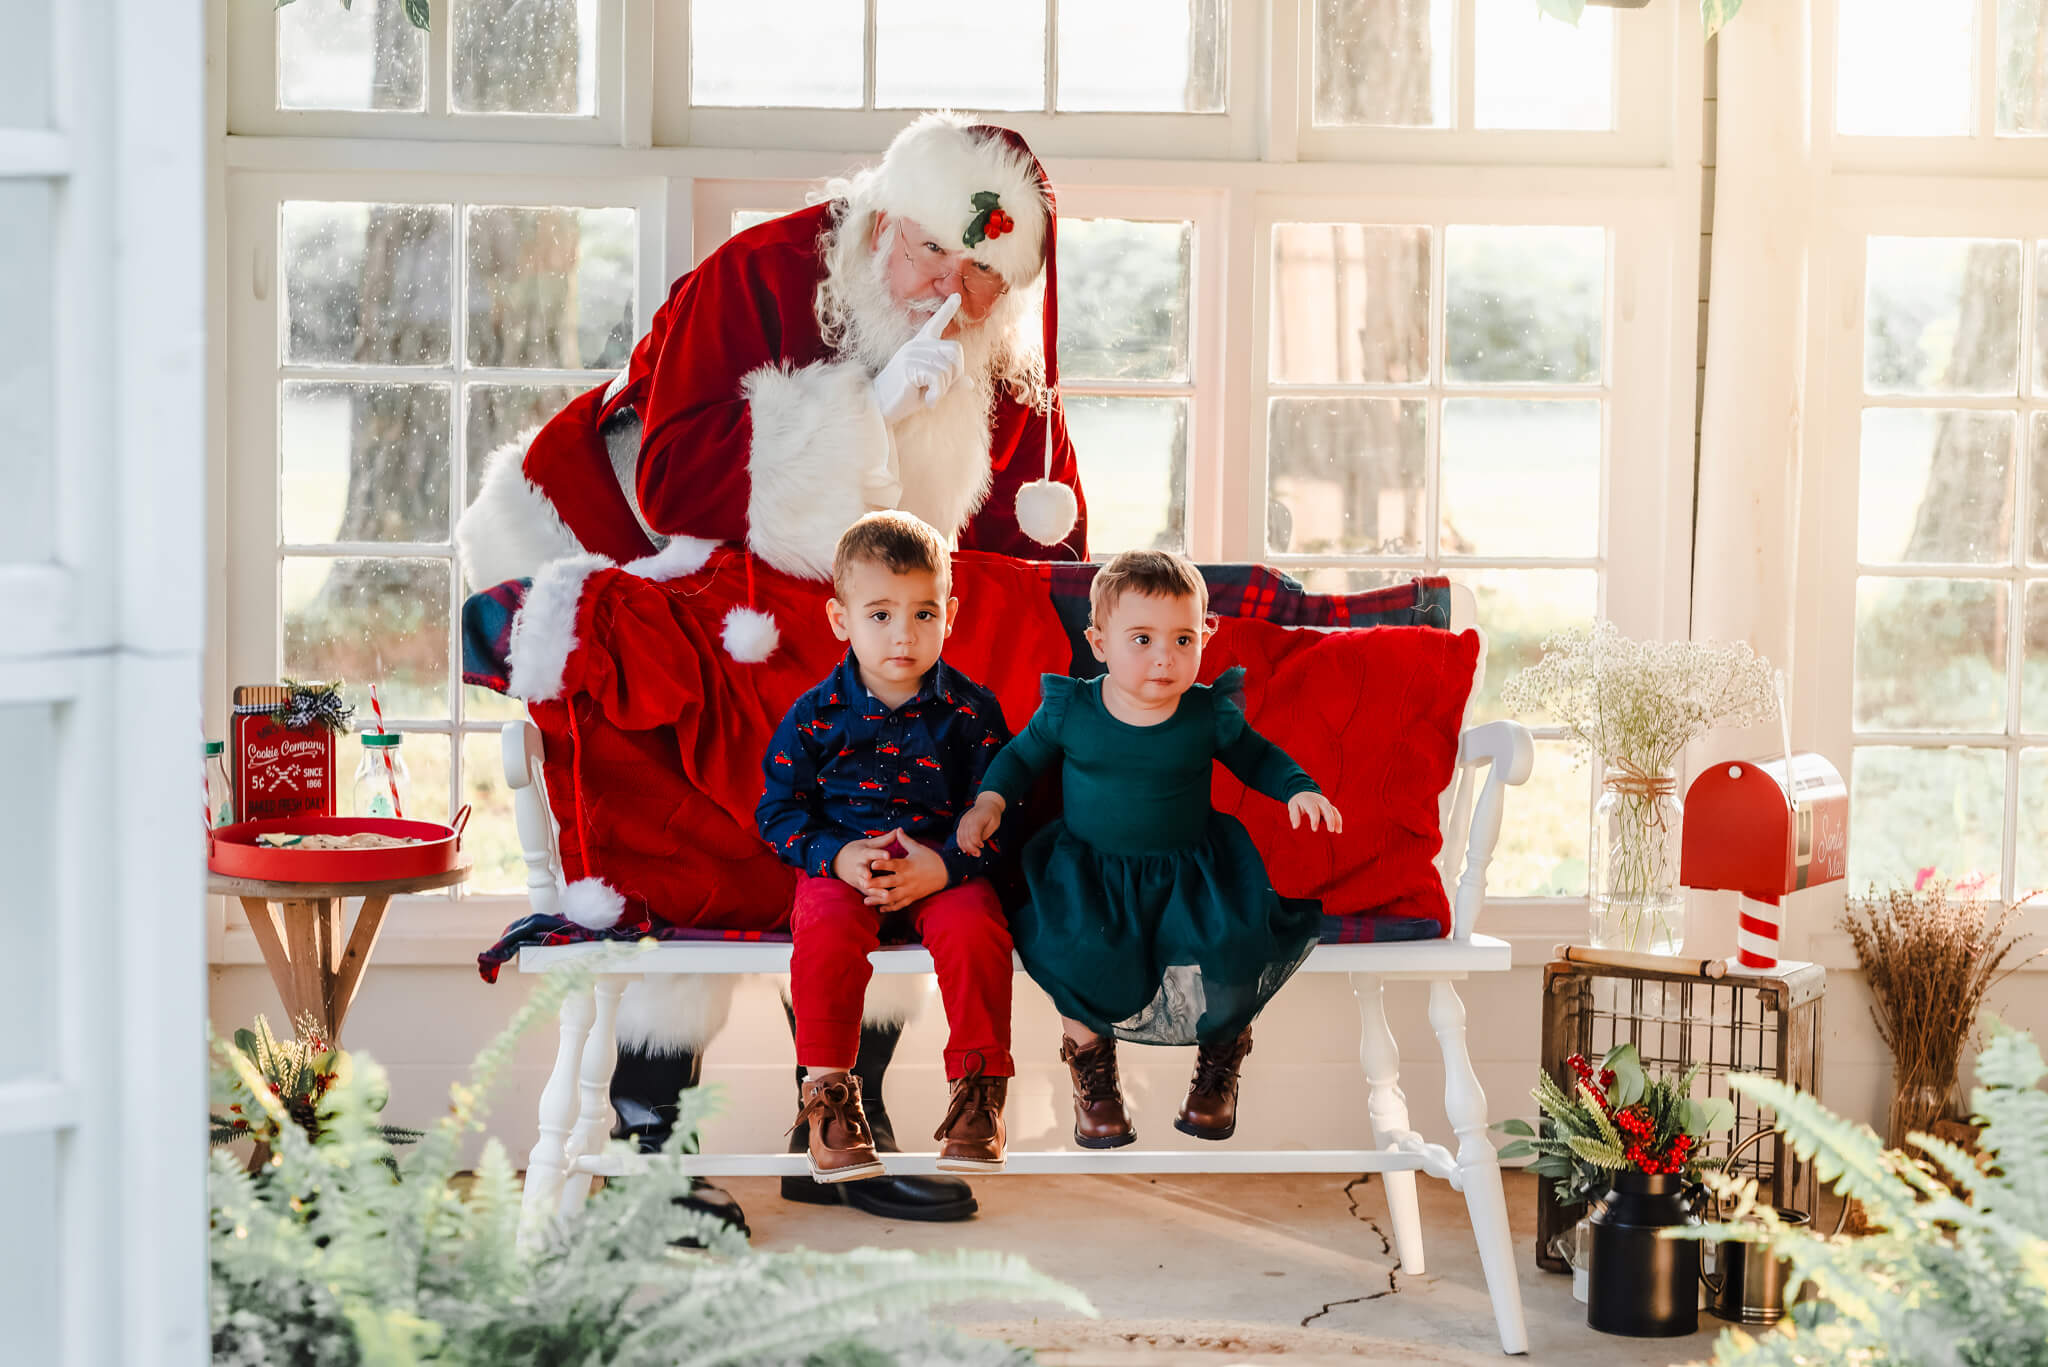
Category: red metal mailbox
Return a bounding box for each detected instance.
[1681,753,1847,968]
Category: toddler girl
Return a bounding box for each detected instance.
[955,550,1341,1145]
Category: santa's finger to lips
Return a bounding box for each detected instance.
[917,291,961,340]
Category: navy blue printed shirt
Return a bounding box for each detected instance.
[756,653,1012,886]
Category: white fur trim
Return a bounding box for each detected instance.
[505,552,612,701]
[614,975,739,1054]
[559,877,627,931]
[741,359,888,580]
[722,606,780,663]
[621,536,719,582]
[776,972,932,1029]
[874,112,1047,287]
[888,372,995,542]
[455,432,584,591]
[1013,478,1078,547]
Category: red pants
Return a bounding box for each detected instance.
[790,873,1015,1078]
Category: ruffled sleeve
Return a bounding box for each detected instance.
[979,673,1073,807]
[1209,666,1319,803]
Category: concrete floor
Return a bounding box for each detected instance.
[729,1169,1766,1365]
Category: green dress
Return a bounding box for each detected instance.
[980,667,1323,1046]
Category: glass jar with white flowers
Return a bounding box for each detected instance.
[1502,623,1778,955]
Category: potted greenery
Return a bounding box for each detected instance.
[1496,1042,1734,1337]
[210,1013,421,1166]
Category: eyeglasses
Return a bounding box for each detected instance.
[900,240,1010,308]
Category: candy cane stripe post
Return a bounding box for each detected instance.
[1736,893,1783,969]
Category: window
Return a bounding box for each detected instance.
[223,2,1701,949]
[1826,0,2048,171]
[1836,230,2048,899]
[231,177,656,899]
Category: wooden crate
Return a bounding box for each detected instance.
[1534,955,1825,1274]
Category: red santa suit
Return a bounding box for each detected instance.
[457,121,1088,601]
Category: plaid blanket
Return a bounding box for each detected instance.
[460,566,1453,691]
[477,902,1444,981]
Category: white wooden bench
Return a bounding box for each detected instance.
[504,596,1534,1356]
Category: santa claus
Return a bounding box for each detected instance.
[455,113,1088,1229]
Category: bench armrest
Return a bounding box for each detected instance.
[1444,720,1535,941]
[503,720,564,921]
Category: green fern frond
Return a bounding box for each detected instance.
[1567,1134,1628,1170]
[1728,1073,1938,1228]
[1584,1084,1624,1150]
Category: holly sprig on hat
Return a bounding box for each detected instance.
[963,190,1014,248]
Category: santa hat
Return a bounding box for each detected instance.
[873,112,1076,550]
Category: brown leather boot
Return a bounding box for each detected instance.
[1060,1034,1135,1149]
[1176,1029,1253,1141]
[933,1067,1008,1173]
[790,1071,884,1183]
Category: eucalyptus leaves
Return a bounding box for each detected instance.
[1539,0,1745,37]
[276,0,430,30]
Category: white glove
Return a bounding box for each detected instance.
[872,293,964,425]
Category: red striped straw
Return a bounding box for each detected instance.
[368,684,403,819]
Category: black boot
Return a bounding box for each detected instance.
[780,1011,979,1222]
[610,1041,749,1238]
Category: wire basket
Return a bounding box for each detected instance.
[1535,953,1825,1274]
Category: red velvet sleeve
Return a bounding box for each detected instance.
[633,249,790,544]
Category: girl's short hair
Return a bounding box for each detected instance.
[832,511,950,600]
[1088,550,1207,628]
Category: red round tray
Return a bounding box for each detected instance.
[208,808,468,884]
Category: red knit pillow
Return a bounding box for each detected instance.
[1202,620,1483,937]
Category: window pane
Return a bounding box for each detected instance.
[1857,409,2016,564]
[1444,226,1604,385]
[2019,750,2048,891]
[1850,746,2004,893]
[1312,0,1450,128]
[463,730,530,893]
[0,0,49,127]
[283,382,452,545]
[1460,567,1600,724]
[452,0,596,115]
[465,206,636,370]
[731,209,786,237]
[2026,583,2048,733]
[2006,0,2048,133]
[1855,577,2007,732]
[1067,397,1186,556]
[1839,0,1973,136]
[278,0,425,112]
[1473,0,1613,131]
[0,705,54,1084]
[284,202,453,367]
[690,0,863,107]
[1490,738,1592,897]
[1269,224,1431,385]
[1058,219,1191,383]
[1266,398,1427,556]
[1059,0,1223,112]
[1441,399,1600,558]
[1287,567,1415,595]
[1864,238,2022,396]
[0,1131,57,1365]
[465,383,581,506]
[0,182,53,563]
[284,557,452,721]
[2033,413,2048,564]
[875,0,1042,110]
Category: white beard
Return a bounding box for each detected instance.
[831,233,1006,543]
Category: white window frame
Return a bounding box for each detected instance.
[217,170,668,962]
[4,3,208,1364]
[212,4,1706,967]
[1282,0,1678,166]
[225,0,634,144]
[1809,181,2048,919]
[1819,0,2048,178]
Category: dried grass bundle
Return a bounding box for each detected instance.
[1840,881,2040,1146]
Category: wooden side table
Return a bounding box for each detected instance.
[210,863,470,1044]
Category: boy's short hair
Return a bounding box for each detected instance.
[832,511,951,600]
[1089,549,1207,628]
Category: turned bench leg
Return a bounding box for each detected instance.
[521,980,596,1246]
[1430,978,1528,1356]
[556,976,629,1221]
[1351,973,1425,1275]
